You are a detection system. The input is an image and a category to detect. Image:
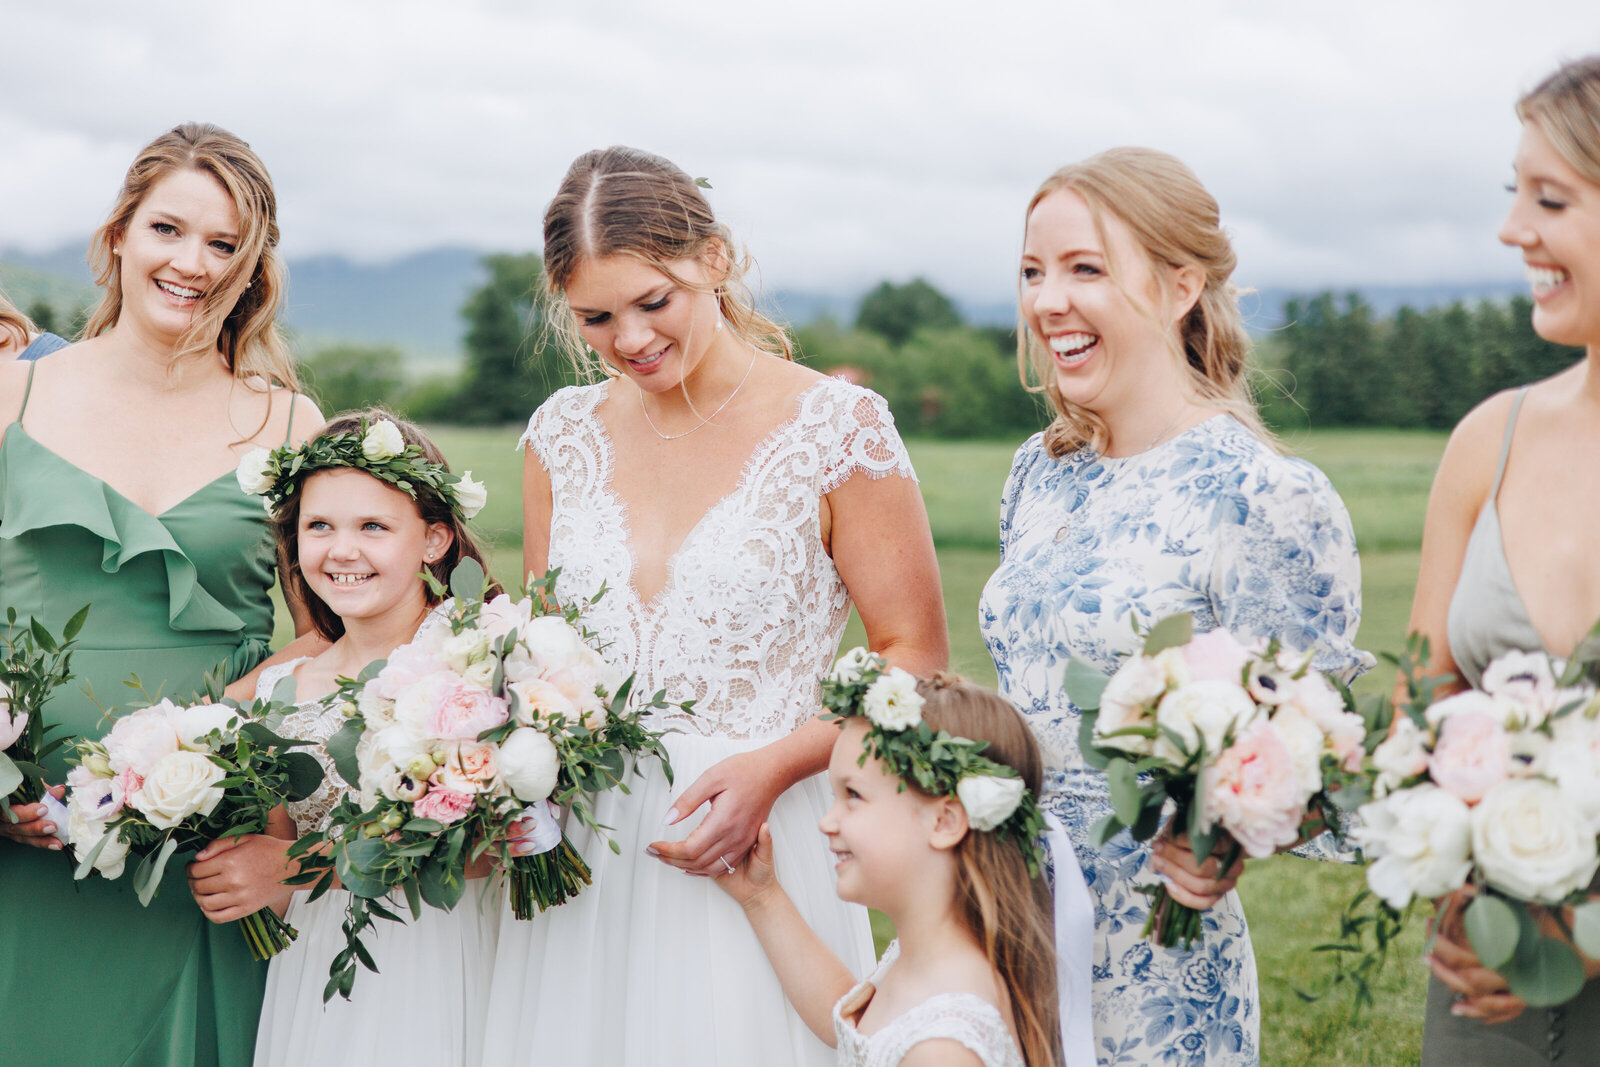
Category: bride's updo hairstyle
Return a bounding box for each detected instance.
[1517,55,1600,184]
[914,674,1062,1067]
[541,146,793,378]
[1020,147,1271,458]
[84,122,298,390]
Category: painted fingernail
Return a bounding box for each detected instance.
[49,842,61,851]
[41,823,55,835]
[645,846,661,857]
[662,808,680,826]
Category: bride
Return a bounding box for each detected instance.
[480,146,949,1066]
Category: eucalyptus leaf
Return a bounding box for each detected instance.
[1142,613,1194,656]
[1062,658,1110,712]
[0,752,21,799]
[357,657,388,683]
[1076,712,1111,770]
[282,751,327,802]
[1571,901,1600,960]
[450,558,487,603]
[325,719,365,788]
[270,673,299,706]
[238,721,302,750]
[418,860,466,912]
[73,831,112,880]
[335,840,392,899]
[1463,893,1521,970]
[134,836,181,906]
[1107,759,1142,827]
[1503,933,1587,1007]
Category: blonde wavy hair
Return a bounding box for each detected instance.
[84,123,298,391]
[541,146,791,379]
[1018,147,1273,458]
[0,289,31,350]
[1518,55,1600,185]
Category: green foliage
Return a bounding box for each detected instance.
[449,253,582,424]
[854,277,963,345]
[1280,292,1583,429]
[301,343,406,416]
[25,299,58,336]
[1,604,90,812]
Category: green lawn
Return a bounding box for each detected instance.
[273,425,1449,1065]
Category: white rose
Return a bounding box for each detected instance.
[828,647,877,685]
[1351,785,1473,910]
[1371,717,1430,797]
[131,751,226,830]
[506,617,592,680]
[479,594,533,643]
[956,774,1026,832]
[507,677,579,727]
[1153,647,1193,689]
[454,471,488,518]
[861,668,924,730]
[361,419,406,461]
[357,679,398,730]
[461,659,496,689]
[104,706,182,776]
[1154,681,1259,765]
[235,448,274,496]
[499,728,560,803]
[440,630,491,674]
[170,703,239,751]
[1425,689,1516,729]
[1471,778,1600,904]
[1268,705,1325,804]
[71,820,131,879]
[1543,710,1600,831]
[1093,655,1165,756]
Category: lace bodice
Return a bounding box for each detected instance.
[520,377,915,740]
[833,942,1025,1067]
[256,658,350,837]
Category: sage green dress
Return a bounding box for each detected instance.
[0,362,282,1066]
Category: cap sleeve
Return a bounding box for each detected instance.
[818,381,916,494]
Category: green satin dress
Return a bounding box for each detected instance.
[0,362,281,1066]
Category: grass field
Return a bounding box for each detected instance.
[273,424,1450,1065]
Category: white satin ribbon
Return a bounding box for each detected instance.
[1043,811,1097,1066]
[512,800,563,856]
[37,791,72,846]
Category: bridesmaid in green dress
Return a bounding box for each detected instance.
[0,123,322,1067]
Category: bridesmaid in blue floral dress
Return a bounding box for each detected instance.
[980,149,1371,1067]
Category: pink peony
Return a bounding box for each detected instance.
[375,639,450,702]
[103,706,181,776]
[434,740,501,795]
[394,672,509,741]
[1182,629,1254,686]
[412,788,475,825]
[1200,720,1304,858]
[1429,708,1510,803]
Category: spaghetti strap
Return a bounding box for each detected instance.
[283,392,296,445]
[1489,389,1529,500]
[12,359,38,427]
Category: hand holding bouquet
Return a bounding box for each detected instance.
[64,690,325,960]
[0,605,90,815]
[290,560,686,1001]
[1338,643,1600,1009]
[1066,613,1369,948]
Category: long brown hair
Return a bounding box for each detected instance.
[1020,147,1273,458]
[1518,55,1600,185]
[84,123,299,391]
[272,409,498,641]
[541,145,792,378]
[914,673,1062,1067]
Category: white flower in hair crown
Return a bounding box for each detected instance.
[819,647,1046,872]
[235,417,486,520]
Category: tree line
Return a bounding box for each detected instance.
[20,260,1579,436]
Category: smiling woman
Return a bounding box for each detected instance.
[0,123,322,1067]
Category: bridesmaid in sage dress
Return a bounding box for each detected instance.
[1410,56,1600,1062]
[0,123,320,1067]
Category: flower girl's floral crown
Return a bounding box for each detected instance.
[820,648,1047,874]
[235,418,487,519]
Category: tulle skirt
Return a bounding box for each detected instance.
[254,878,501,1066]
[480,731,876,1066]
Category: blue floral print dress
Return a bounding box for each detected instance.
[979,416,1371,1067]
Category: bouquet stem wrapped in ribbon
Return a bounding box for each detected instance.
[290,561,688,1001]
[1066,614,1370,949]
[0,605,90,816]
[63,688,325,960]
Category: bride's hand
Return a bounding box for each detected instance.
[0,785,66,850]
[648,750,783,877]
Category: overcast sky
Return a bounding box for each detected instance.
[2,1,1597,304]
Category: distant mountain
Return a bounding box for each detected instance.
[2,239,1532,351]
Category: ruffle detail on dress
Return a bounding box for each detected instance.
[0,426,248,639]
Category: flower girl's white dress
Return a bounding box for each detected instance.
[251,658,500,1067]
[481,378,910,1066]
[834,941,1026,1067]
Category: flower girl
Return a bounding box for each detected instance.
[719,658,1085,1067]
[185,409,497,1067]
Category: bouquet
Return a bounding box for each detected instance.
[0,605,90,816]
[64,691,325,960]
[290,560,686,1002]
[1333,643,1600,1008]
[1065,613,1369,948]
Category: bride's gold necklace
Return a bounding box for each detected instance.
[639,346,757,441]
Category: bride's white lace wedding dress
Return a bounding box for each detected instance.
[480,377,915,1066]
[251,659,501,1067]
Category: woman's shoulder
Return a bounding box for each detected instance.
[1200,416,1339,496]
[521,382,606,447]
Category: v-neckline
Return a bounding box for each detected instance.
[586,379,829,611]
[3,421,242,521]
[1483,495,1562,658]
